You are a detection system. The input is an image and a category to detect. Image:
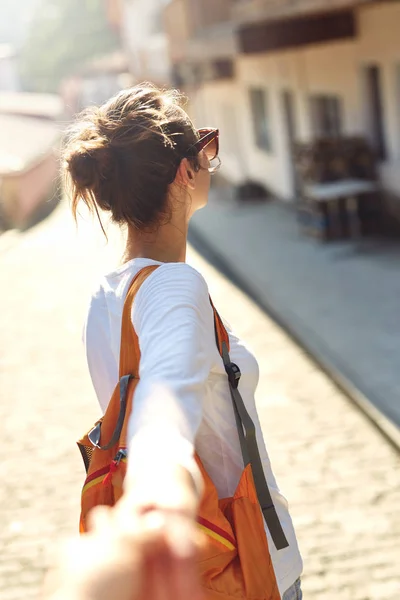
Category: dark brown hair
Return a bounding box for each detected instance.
[63,84,198,230]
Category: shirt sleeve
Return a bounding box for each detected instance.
[126,263,216,494]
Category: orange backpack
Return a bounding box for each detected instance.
[77,266,289,600]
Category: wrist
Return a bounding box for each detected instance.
[123,463,199,517]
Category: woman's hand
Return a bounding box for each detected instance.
[119,464,203,600]
[45,505,142,600]
[45,465,204,600]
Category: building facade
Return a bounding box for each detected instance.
[163,0,400,214]
[0,45,20,92]
[0,103,61,230]
[164,0,241,182]
[113,0,172,86]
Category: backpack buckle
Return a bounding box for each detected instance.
[88,422,102,448]
[225,362,241,389]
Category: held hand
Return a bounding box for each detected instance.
[45,466,204,600]
[45,505,142,600]
[118,464,204,600]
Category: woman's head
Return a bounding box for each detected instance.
[63,84,219,231]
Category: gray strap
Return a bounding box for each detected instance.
[232,392,250,467]
[221,342,289,551]
[88,374,132,451]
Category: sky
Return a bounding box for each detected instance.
[0,0,40,47]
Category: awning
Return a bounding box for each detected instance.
[238,9,357,54]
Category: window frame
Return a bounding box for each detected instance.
[249,87,273,153]
[310,94,343,138]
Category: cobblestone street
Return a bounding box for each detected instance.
[0,202,399,600]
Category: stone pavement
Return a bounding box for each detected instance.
[190,185,400,428]
[0,201,399,600]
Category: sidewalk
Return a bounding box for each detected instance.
[190,185,400,429]
[0,201,399,600]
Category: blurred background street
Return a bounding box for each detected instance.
[1,0,400,598]
[1,200,400,600]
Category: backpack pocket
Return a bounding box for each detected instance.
[198,466,280,600]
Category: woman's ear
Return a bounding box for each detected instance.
[174,158,196,190]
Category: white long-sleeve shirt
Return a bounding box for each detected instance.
[84,258,303,597]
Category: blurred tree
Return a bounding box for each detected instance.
[19,0,119,92]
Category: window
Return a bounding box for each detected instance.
[310,95,342,138]
[249,88,272,152]
[364,65,387,161]
[395,64,400,159]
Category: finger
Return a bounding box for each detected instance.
[163,517,203,600]
[135,512,192,600]
[137,512,202,600]
[169,556,203,600]
[164,513,198,559]
[133,510,170,556]
[146,553,171,600]
[112,497,143,539]
[87,505,113,533]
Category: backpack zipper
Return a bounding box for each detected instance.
[103,449,127,486]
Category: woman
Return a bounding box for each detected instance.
[63,84,303,600]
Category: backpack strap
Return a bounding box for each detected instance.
[119,265,160,378]
[89,266,159,452]
[212,303,289,552]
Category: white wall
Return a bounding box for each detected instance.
[358,3,400,174]
[190,81,247,184]
[236,40,362,199]
[122,0,171,84]
[236,53,297,198]
[0,55,20,92]
[234,1,400,200]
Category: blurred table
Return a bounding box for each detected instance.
[304,178,379,240]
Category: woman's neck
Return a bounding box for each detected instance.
[122,219,188,265]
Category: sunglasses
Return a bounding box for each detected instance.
[186,128,221,173]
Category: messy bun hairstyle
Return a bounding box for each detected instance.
[63,84,199,230]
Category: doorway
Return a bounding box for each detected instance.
[364,65,387,161]
[281,90,299,199]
